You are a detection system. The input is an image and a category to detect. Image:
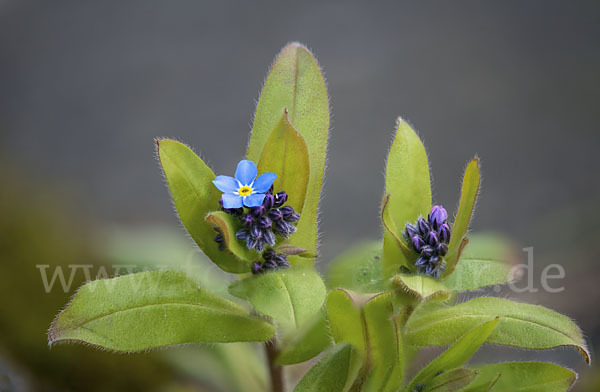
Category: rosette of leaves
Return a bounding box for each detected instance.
[47,43,589,392]
[312,119,590,391]
[49,43,331,390]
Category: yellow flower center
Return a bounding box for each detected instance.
[238,185,253,196]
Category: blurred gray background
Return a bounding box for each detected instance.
[1,0,599,389]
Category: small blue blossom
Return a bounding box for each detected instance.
[213,160,276,208]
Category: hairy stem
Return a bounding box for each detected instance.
[265,339,285,392]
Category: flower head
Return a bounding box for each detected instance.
[212,160,276,208]
[405,205,451,278]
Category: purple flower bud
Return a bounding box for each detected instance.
[415,256,428,266]
[426,230,439,246]
[262,193,274,209]
[214,233,225,251]
[425,264,434,276]
[429,255,441,265]
[242,214,254,227]
[219,199,224,208]
[428,205,448,229]
[421,245,434,258]
[273,192,288,208]
[284,212,300,223]
[246,236,258,250]
[275,220,296,236]
[438,223,451,244]
[279,206,295,216]
[235,229,248,241]
[254,239,266,252]
[250,225,262,239]
[273,254,289,267]
[258,216,272,229]
[264,258,277,269]
[269,208,283,222]
[417,217,430,236]
[263,229,276,246]
[436,243,448,256]
[251,205,266,217]
[411,235,424,252]
[405,223,418,239]
[251,262,264,274]
[263,249,275,260]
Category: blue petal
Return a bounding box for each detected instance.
[213,175,239,193]
[222,194,243,208]
[235,160,257,186]
[252,172,277,193]
[243,193,266,207]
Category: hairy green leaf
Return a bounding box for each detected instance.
[408,319,498,390]
[381,194,414,271]
[443,258,513,292]
[49,271,274,351]
[327,290,404,391]
[423,368,478,392]
[444,233,516,291]
[206,211,258,262]
[362,292,404,392]
[248,42,329,256]
[383,119,431,276]
[257,109,310,214]
[326,289,366,354]
[157,139,248,273]
[444,158,480,276]
[294,343,361,392]
[228,266,326,334]
[464,361,577,392]
[326,241,384,293]
[391,274,451,303]
[406,297,590,363]
[276,309,332,365]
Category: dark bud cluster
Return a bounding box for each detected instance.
[213,187,300,274]
[229,189,299,253]
[405,205,451,278]
[251,249,290,274]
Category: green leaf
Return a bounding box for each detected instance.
[248,43,329,256]
[407,318,498,390]
[166,343,269,392]
[276,309,333,365]
[49,270,275,351]
[381,194,414,271]
[383,119,431,276]
[206,211,258,262]
[157,139,249,273]
[444,158,481,276]
[443,258,513,292]
[326,289,367,355]
[423,368,478,392]
[257,109,310,214]
[391,274,451,303]
[325,240,384,293]
[294,343,361,392]
[464,362,577,392]
[444,233,516,291]
[228,266,326,334]
[405,297,590,363]
[362,292,404,392]
[327,290,404,392]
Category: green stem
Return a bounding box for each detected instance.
[265,339,285,392]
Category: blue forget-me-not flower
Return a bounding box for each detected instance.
[213,160,277,208]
